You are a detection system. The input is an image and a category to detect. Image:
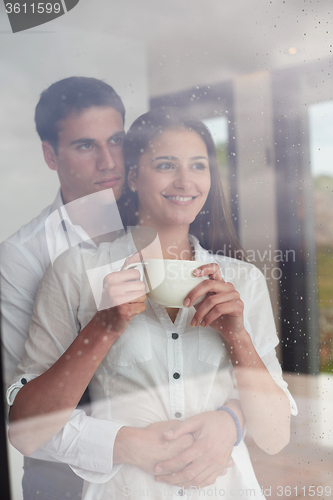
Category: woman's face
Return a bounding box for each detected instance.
[128,127,211,230]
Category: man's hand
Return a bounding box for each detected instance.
[154,410,238,488]
[113,421,194,475]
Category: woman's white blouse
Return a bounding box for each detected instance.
[8,233,297,500]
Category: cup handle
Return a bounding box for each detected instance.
[123,261,154,293]
[123,262,142,271]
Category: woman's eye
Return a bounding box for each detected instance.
[192,162,207,170]
[156,163,174,170]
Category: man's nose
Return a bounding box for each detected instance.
[96,145,116,170]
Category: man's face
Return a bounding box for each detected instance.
[43,106,125,204]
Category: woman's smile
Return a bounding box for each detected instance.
[163,194,198,204]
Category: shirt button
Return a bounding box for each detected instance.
[173,372,180,379]
[172,333,179,340]
[21,378,27,385]
[178,489,185,496]
[175,412,182,418]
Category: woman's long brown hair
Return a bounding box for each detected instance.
[119,107,246,260]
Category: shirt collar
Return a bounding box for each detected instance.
[189,234,213,263]
[45,189,96,265]
[189,235,225,279]
[48,188,64,214]
[48,190,90,237]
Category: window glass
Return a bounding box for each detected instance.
[203,116,230,205]
[1,2,333,499]
[309,101,333,373]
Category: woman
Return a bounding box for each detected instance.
[8,107,296,499]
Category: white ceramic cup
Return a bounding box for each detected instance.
[124,259,208,308]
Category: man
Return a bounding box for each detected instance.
[1,76,128,499]
[1,77,189,499]
[2,76,238,500]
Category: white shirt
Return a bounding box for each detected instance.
[1,190,123,475]
[7,233,297,499]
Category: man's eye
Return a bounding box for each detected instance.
[78,143,92,150]
[110,136,124,145]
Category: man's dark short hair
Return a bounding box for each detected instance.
[35,76,125,153]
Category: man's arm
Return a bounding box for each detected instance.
[8,253,147,452]
[1,240,123,478]
[0,240,120,477]
[8,297,146,454]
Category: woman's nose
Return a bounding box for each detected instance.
[173,168,192,189]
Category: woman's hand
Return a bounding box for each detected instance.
[184,263,246,345]
[114,420,195,475]
[95,253,146,338]
[99,253,146,307]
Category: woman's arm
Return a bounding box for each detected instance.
[184,263,291,455]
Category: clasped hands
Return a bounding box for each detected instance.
[114,409,238,489]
